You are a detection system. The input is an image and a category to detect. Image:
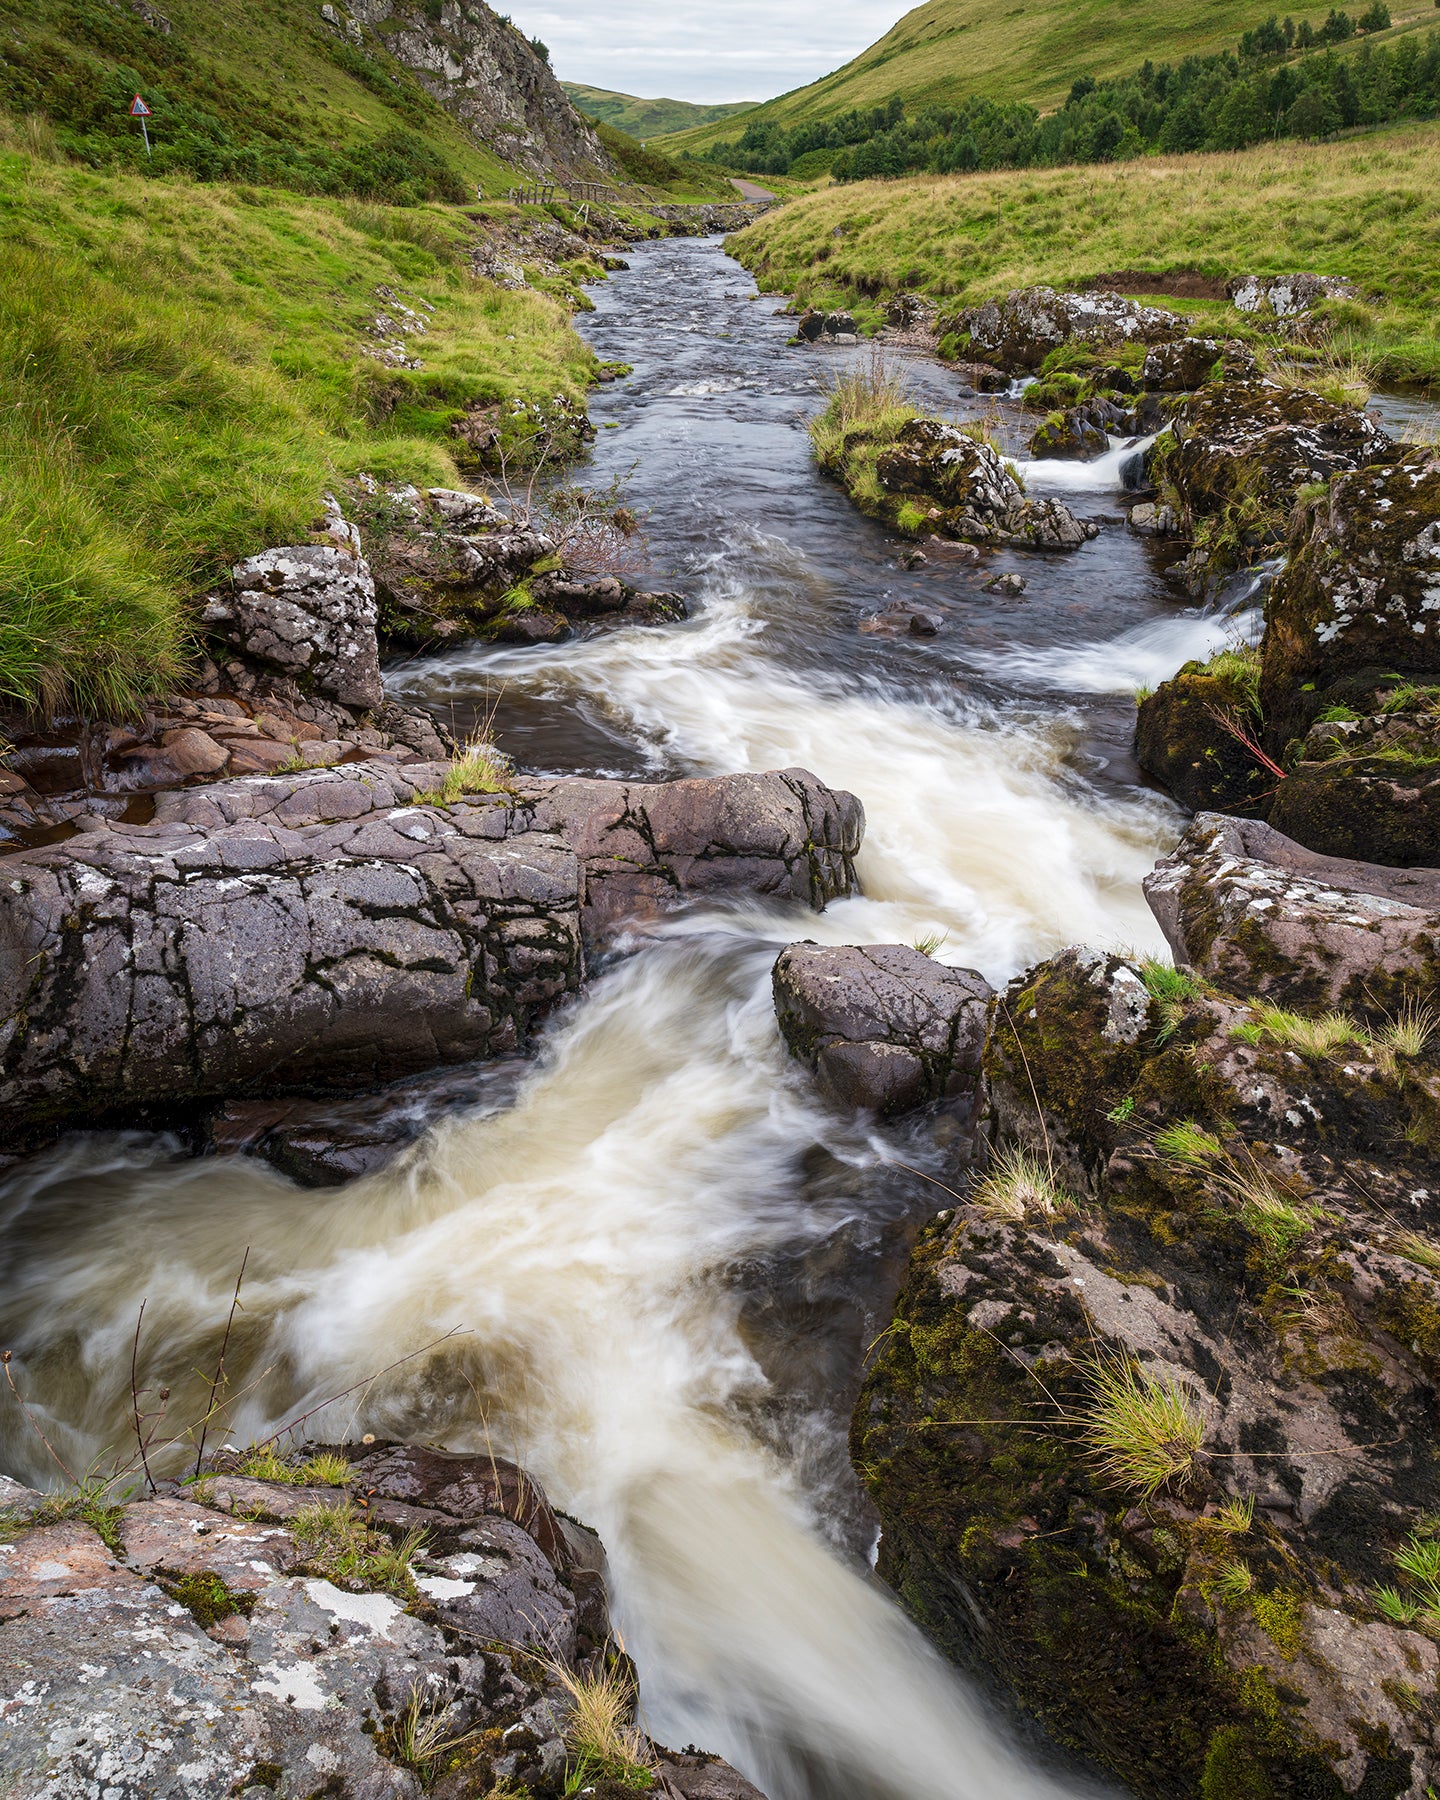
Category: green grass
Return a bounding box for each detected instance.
[0,0,518,198]
[1138,957,1204,1044]
[1230,1004,1370,1057]
[662,0,1440,155]
[290,1497,427,1597]
[1154,1120,1225,1168]
[0,145,595,715]
[1077,1346,1206,1499]
[730,122,1440,388]
[563,84,755,140]
[411,737,510,806]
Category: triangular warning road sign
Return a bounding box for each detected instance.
[130,95,152,117]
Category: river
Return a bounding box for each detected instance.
[0,236,1254,1799]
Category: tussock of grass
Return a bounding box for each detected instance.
[0,1477,128,1552]
[1391,1230,1440,1276]
[971,1146,1075,1224]
[1198,642,1263,716]
[1230,1004,1370,1058]
[1214,1495,1255,1534]
[412,737,510,807]
[545,1656,654,1785]
[808,349,917,478]
[1263,346,1374,409]
[290,1498,427,1596]
[1153,1120,1224,1168]
[1213,1154,1317,1268]
[1078,1347,1206,1499]
[1205,1557,1254,1606]
[1376,999,1439,1063]
[1138,957,1203,1044]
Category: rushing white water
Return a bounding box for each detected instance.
[1012,436,1156,494]
[392,574,1177,977]
[0,932,1105,1800]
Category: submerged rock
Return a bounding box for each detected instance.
[0,763,862,1131]
[945,286,1183,372]
[773,942,992,1119]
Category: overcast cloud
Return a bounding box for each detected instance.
[508,1,906,105]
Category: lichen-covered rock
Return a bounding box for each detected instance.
[1144,810,1440,1014]
[1227,273,1357,317]
[772,942,992,1119]
[1268,711,1440,867]
[1259,450,1440,756]
[0,1448,600,1800]
[1135,662,1274,817]
[203,544,384,711]
[945,287,1183,372]
[0,762,862,1129]
[854,931,1440,1800]
[1155,381,1391,553]
[1140,336,1259,392]
[364,485,685,647]
[870,418,1097,548]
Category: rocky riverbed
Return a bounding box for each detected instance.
[2,241,1440,1800]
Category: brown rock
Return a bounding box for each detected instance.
[158,727,230,776]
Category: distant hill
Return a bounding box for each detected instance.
[658,0,1440,154]
[562,84,755,140]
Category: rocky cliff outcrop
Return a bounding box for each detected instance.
[852,823,1440,1800]
[0,762,862,1132]
[344,0,613,176]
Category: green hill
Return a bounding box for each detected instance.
[562,84,754,139]
[659,0,1440,155]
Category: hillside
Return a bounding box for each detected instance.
[661,0,1440,155]
[729,120,1440,387]
[562,83,754,139]
[0,0,612,197]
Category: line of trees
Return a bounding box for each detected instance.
[703,6,1440,181]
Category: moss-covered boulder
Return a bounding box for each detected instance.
[1136,650,1274,817]
[855,938,1440,1800]
[1027,405,1110,461]
[1151,382,1391,576]
[1259,451,1440,758]
[1140,337,1258,393]
[863,417,1098,548]
[1268,711,1440,867]
[944,287,1184,373]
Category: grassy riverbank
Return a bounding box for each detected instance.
[730,122,1440,389]
[0,139,601,716]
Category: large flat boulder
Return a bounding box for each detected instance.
[772,942,992,1119]
[0,762,861,1129]
[1144,811,1440,1014]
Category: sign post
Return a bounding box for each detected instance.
[129,94,152,158]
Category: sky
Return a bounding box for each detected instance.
[509,1,909,105]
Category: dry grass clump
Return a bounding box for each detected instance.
[1230,1003,1369,1058]
[545,1655,654,1786]
[971,1146,1075,1223]
[1077,1346,1206,1499]
[1264,347,1374,409]
[809,348,916,468]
